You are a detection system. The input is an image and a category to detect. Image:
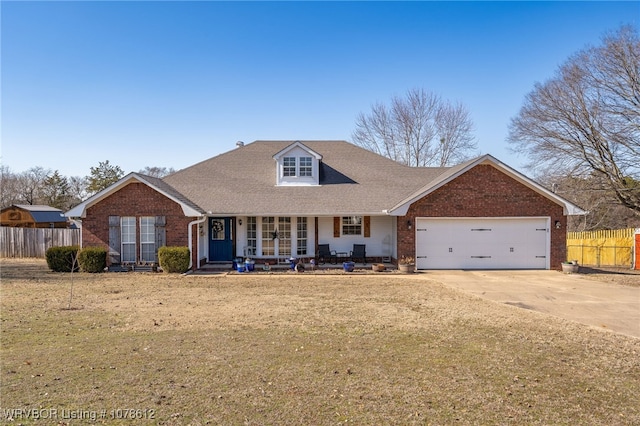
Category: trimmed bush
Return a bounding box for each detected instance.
[45,246,80,272]
[78,247,107,273]
[158,246,190,273]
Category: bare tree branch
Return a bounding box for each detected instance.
[352,88,477,167]
[508,25,640,214]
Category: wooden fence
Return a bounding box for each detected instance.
[567,228,635,267]
[0,227,80,258]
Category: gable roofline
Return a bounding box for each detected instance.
[272,140,323,161]
[385,154,587,216]
[65,173,204,218]
[10,204,64,213]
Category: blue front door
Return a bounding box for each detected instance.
[209,217,233,261]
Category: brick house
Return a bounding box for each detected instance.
[66,140,585,271]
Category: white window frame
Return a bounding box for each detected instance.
[140,216,156,263]
[246,216,257,256]
[296,217,308,255]
[260,216,294,257]
[283,157,296,177]
[121,217,136,263]
[299,157,312,177]
[342,216,363,236]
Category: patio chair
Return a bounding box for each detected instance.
[350,244,367,264]
[317,244,337,265]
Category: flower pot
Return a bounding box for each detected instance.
[372,263,385,272]
[398,263,414,273]
[561,263,579,273]
[245,261,255,272]
[343,261,355,272]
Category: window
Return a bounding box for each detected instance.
[299,157,312,177]
[283,157,296,177]
[261,216,293,257]
[211,219,225,240]
[121,217,136,263]
[140,217,156,262]
[278,217,291,257]
[261,217,275,256]
[342,216,362,235]
[296,217,307,255]
[246,217,257,256]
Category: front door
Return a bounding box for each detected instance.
[209,217,233,261]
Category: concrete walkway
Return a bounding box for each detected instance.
[425,270,640,338]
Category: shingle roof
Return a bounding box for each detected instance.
[135,174,205,215]
[163,140,450,216]
[65,173,205,218]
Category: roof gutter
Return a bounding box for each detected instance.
[188,216,207,270]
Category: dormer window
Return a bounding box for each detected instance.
[273,142,322,186]
[282,156,313,178]
[283,157,296,177]
[299,157,312,176]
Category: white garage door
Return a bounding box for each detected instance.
[415,217,549,270]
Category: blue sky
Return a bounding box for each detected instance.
[2,1,638,178]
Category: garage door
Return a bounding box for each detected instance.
[415,217,549,270]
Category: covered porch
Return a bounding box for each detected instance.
[197,215,398,269]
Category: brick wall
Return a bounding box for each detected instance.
[398,165,567,270]
[82,182,197,267]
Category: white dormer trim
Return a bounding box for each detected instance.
[272,141,323,186]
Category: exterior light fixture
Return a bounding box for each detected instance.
[555,220,561,229]
[407,220,412,230]
[238,219,243,226]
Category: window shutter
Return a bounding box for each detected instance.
[155,216,166,262]
[108,216,121,264]
[333,217,340,238]
[364,216,371,238]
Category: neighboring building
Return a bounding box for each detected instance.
[66,140,585,270]
[1,204,70,228]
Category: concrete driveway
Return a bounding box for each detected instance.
[425,270,640,338]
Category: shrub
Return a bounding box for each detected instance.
[45,246,80,272]
[158,246,190,273]
[78,247,107,273]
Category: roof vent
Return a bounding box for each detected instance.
[236,141,245,148]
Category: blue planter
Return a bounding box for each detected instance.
[245,261,255,272]
[236,264,246,272]
[289,258,298,270]
[233,258,243,270]
[343,261,355,272]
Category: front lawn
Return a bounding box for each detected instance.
[1,259,638,425]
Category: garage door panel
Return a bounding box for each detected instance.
[416,218,549,270]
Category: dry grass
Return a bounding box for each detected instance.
[1,259,639,425]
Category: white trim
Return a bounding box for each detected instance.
[65,173,202,218]
[387,155,586,217]
[272,141,323,161]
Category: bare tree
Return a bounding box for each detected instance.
[67,176,88,206]
[15,167,50,205]
[352,88,477,167]
[139,166,176,178]
[508,25,640,214]
[540,174,639,231]
[435,101,476,167]
[0,165,19,208]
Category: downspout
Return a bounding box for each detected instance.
[188,216,207,270]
